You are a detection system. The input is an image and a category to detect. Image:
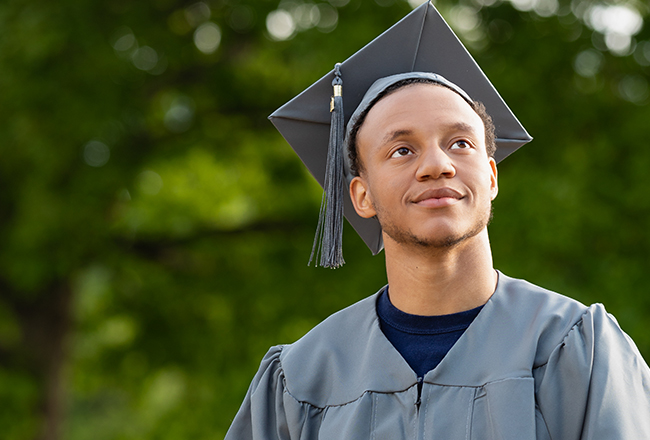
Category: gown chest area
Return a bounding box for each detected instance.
[287,375,547,440]
[279,275,584,440]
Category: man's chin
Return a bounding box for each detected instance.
[395,232,476,249]
[383,221,489,250]
[377,204,493,251]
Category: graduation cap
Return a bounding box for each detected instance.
[269,1,532,268]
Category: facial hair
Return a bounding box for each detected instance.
[374,199,494,250]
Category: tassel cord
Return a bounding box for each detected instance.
[309,64,346,268]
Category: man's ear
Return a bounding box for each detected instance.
[489,157,498,201]
[350,176,377,219]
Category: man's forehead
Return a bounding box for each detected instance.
[363,84,484,136]
[375,80,473,109]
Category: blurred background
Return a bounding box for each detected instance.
[0,0,649,438]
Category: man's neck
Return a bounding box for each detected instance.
[383,229,497,316]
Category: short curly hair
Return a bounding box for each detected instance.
[347,78,496,177]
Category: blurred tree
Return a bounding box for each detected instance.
[0,0,648,439]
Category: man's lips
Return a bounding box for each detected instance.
[412,188,463,208]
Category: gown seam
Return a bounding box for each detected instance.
[423,375,532,387]
[534,403,552,440]
[465,388,475,440]
[533,310,589,370]
[371,393,378,440]
[422,393,430,439]
[282,381,418,409]
[283,375,537,409]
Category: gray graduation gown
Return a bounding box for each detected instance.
[226,272,650,439]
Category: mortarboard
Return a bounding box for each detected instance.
[269,1,532,267]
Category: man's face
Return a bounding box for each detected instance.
[349,84,498,249]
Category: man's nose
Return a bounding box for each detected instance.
[415,145,456,181]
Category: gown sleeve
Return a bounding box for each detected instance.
[225,346,293,440]
[534,303,650,439]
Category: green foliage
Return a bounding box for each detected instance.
[0,0,649,438]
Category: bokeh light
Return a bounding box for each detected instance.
[185,2,211,27]
[137,170,164,196]
[585,4,643,55]
[132,46,159,71]
[194,22,222,54]
[449,5,481,33]
[316,4,338,32]
[634,41,650,66]
[266,9,296,41]
[83,141,110,167]
[266,2,339,40]
[618,75,649,104]
[293,3,320,30]
[509,0,559,17]
[164,96,195,133]
[229,5,256,32]
[573,49,603,77]
[112,28,136,52]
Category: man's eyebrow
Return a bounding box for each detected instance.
[381,122,479,145]
[382,129,414,145]
[446,121,478,134]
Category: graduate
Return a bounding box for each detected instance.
[226,2,650,438]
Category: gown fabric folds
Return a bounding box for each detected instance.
[225,272,650,439]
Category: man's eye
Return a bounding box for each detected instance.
[391,147,412,158]
[450,140,471,150]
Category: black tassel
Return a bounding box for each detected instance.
[309,63,345,268]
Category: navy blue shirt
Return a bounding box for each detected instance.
[377,288,483,378]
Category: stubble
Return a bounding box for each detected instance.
[374,200,494,250]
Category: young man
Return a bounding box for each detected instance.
[226,3,650,439]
